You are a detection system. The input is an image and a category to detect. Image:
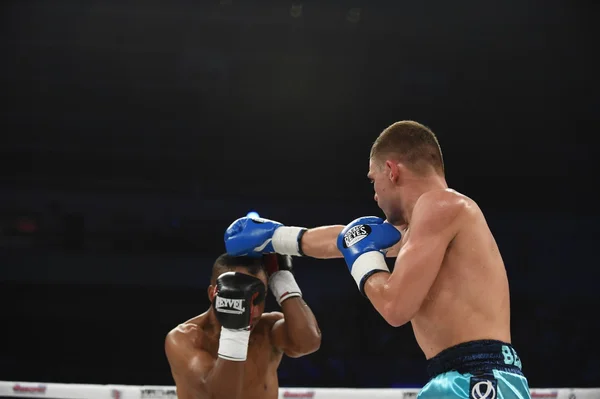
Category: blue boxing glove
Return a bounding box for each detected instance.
[225,216,308,257]
[337,216,402,296]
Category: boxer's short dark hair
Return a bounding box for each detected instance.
[370,120,445,176]
[210,253,266,284]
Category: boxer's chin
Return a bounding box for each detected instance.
[386,214,405,226]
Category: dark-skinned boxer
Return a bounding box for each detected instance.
[165,253,321,399]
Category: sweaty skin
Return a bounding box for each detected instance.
[299,189,511,359]
[165,265,321,399]
[165,312,284,399]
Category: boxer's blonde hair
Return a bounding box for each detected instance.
[370,121,444,176]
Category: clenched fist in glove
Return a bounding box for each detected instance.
[337,216,401,296]
[213,272,266,361]
[225,217,307,257]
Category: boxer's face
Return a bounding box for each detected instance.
[368,158,404,224]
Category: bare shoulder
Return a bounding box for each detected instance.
[165,316,215,385]
[165,323,198,355]
[413,189,471,226]
[417,188,471,208]
[167,322,199,340]
[165,314,207,359]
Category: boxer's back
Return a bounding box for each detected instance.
[411,191,512,359]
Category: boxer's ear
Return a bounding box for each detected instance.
[207,285,216,302]
[384,160,398,182]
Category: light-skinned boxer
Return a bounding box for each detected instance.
[224,121,532,398]
[165,253,321,399]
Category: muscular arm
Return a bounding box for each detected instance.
[363,191,464,327]
[165,326,246,399]
[299,224,403,259]
[270,297,321,358]
[299,225,344,259]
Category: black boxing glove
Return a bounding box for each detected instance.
[213,272,266,361]
[264,253,294,275]
[263,254,302,306]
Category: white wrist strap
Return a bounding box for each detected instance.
[218,328,251,362]
[269,270,302,306]
[351,251,390,293]
[272,226,306,256]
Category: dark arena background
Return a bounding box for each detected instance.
[1,0,599,398]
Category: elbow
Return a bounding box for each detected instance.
[288,329,322,358]
[384,314,409,328]
[300,328,323,355]
[381,301,413,328]
[306,329,322,353]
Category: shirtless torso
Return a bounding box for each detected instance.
[386,189,511,358]
[165,311,285,399]
[220,120,528,397]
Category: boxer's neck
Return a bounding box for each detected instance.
[204,308,222,340]
[402,174,448,224]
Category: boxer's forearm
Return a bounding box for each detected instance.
[299,225,345,259]
[280,297,321,355]
[363,272,410,328]
[204,360,245,399]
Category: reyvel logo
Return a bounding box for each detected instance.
[215,297,245,314]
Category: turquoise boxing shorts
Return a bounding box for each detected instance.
[418,340,531,399]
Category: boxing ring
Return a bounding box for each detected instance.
[2,381,599,399]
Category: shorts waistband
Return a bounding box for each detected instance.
[426,340,524,379]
